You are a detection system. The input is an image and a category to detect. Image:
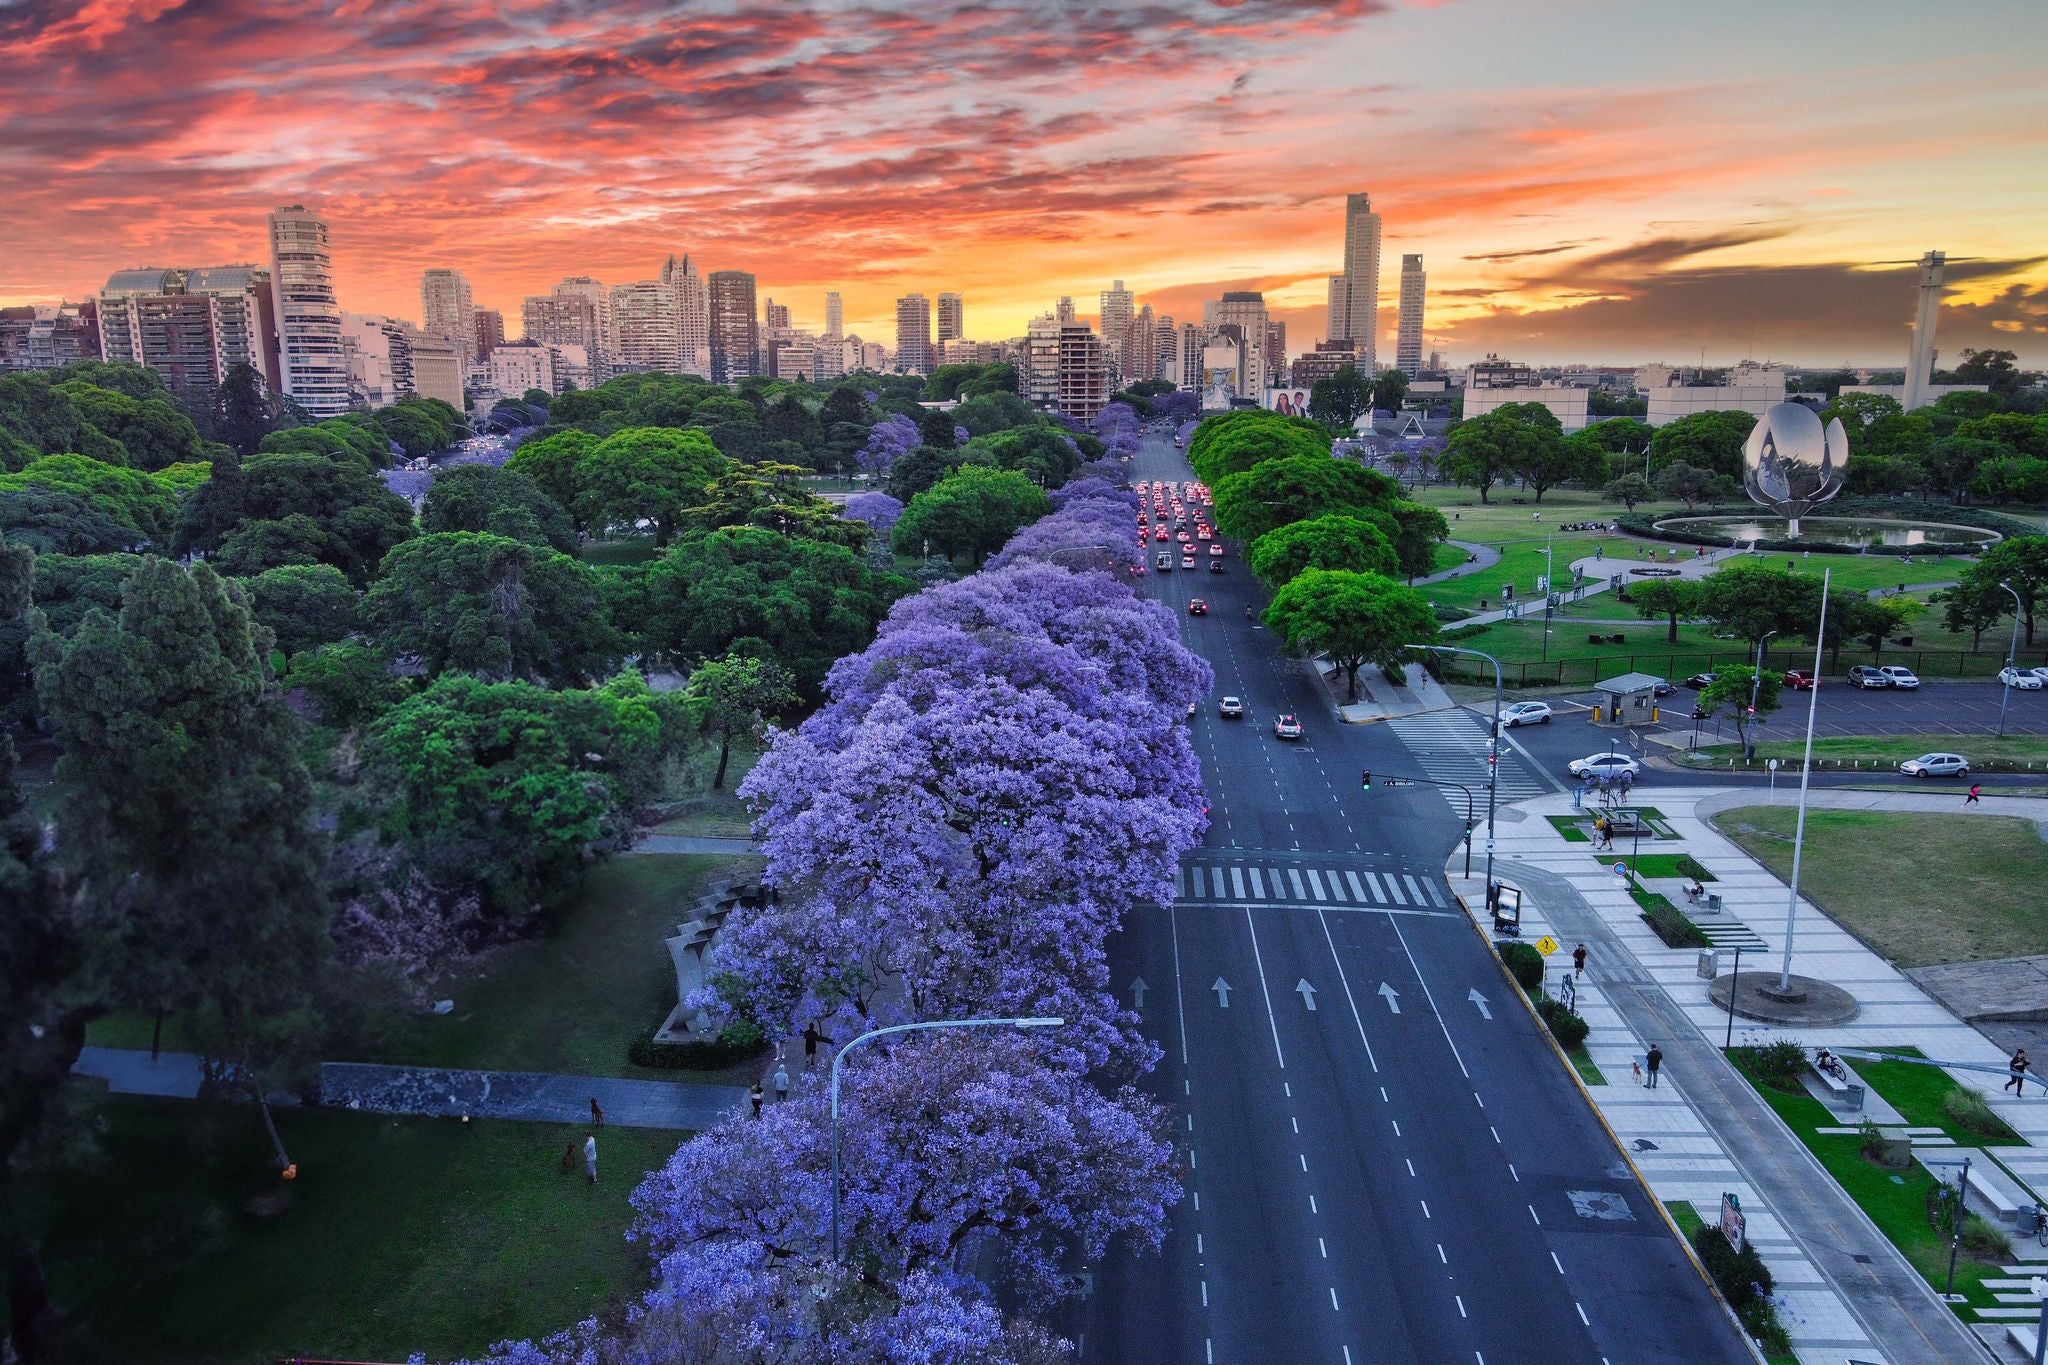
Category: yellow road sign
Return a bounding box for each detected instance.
[1534,935,1560,957]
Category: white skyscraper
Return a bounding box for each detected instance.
[421,268,476,366]
[663,254,710,377]
[1333,193,1383,368]
[937,292,964,348]
[266,204,349,417]
[895,293,934,374]
[610,280,682,374]
[1396,254,1426,377]
[824,291,844,339]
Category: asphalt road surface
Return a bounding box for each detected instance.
[1079,434,1752,1364]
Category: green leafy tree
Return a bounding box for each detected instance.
[244,562,360,658]
[575,427,727,547]
[967,425,1082,489]
[1653,460,1737,510]
[1963,536,2048,645]
[1211,456,1402,542]
[374,397,465,459]
[682,651,799,789]
[1513,428,1605,502]
[215,512,331,577]
[421,463,576,554]
[917,407,960,449]
[761,393,824,452]
[1439,412,1527,503]
[201,450,415,584]
[820,385,870,429]
[1970,456,2048,505]
[960,362,1020,398]
[951,391,1038,438]
[284,641,404,729]
[1956,413,2048,457]
[1388,501,1450,583]
[1953,347,2023,397]
[212,364,284,456]
[1370,369,1409,415]
[1648,410,1755,481]
[1308,367,1373,431]
[503,428,598,519]
[883,445,961,503]
[1937,578,2009,652]
[362,532,620,685]
[1263,569,1438,703]
[1824,592,1920,665]
[56,381,210,471]
[0,487,148,555]
[0,372,85,466]
[1603,472,1654,511]
[890,465,1049,565]
[1247,514,1398,587]
[1922,436,2009,501]
[1696,560,1822,649]
[685,461,870,549]
[0,454,183,546]
[33,558,327,1172]
[1820,391,1902,439]
[1580,417,1653,456]
[1187,411,1330,485]
[1696,665,1781,754]
[1630,578,1701,644]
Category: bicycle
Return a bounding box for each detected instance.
[2018,1205,2048,1248]
[1814,1049,1848,1083]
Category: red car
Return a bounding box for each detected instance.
[1154,528,1169,540]
[1784,669,1816,690]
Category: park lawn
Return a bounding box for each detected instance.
[23,1098,674,1365]
[1588,853,1712,880]
[1727,1054,2004,1317]
[579,537,660,567]
[353,853,760,1080]
[1855,1047,2022,1144]
[1418,533,1622,612]
[1430,540,1471,575]
[1684,735,2048,772]
[1710,807,2048,967]
[1434,616,1758,673]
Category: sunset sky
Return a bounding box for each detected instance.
[3,0,2044,367]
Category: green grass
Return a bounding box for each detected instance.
[1712,807,2048,967]
[1683,734,2048,773]
[1726,1052,2005,1318]
[1854,1047,2022,1144]
[1666,1200,1705,1236]
[1592,853,1712,880]
[22,1098,675,1365]
[1566,1045,1607,1086]
[579,537,659,566]
[1546,815,1592,842]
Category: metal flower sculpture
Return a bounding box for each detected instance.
[1742,402,1846,535]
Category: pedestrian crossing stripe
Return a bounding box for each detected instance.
[1172,862,1447,909]
[1386,711,1549,807]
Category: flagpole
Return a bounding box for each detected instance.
[1779,567,1828,992]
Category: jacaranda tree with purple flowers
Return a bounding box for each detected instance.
[842,491,904,536]
[856,414,920,474]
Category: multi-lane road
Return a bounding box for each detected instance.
[1079,432,1752,1364]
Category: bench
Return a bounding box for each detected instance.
[1920,1150,2034,1226]
[1605,808,1647,834]
[1808,1056,1866,1112]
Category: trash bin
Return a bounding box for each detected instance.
[1706,892,1723,912]
[1696,948,1719,979]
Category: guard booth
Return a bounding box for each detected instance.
[1591,671,1664,727]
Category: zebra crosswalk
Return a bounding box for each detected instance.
[1386,709,1550,810]
[1693,917,1770,951]
[1172,859,1448,911]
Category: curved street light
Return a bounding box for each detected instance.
[829,1016,1065,1259]
[1997,580,2025,738]
[1406,643,1503,893]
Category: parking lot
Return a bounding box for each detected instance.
[1679,676,2048,742]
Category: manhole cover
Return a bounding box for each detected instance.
[1567,1189,1636,1222]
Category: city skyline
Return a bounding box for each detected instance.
[3,1,2045,366]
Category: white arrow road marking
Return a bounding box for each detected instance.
[1129,977,1148,1010]
[1295,978,1318,1011]
[1212,978,1232,1008]
[1467,988,1492,1020]
[1378,982,1401,1015]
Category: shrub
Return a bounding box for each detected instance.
[1673,854,1715,882]
[1690,1223,1775,1310]
[1499,940,1546,993]
[1754,1038,1808,1083]
[1536,998,1590,1050]
[1640,899,1710,948]
[628,1021,769,1071]
[1943,1085,2020,1142]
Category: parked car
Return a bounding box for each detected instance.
[1650,680,1677,697]
[1567,752,1641,780]
[1273,714,1304,740]
[1999,666,2044,690]
[1846,665,1891,689]
[1684,672,1717,689]
[1899,752,1970,778]
[1500,701,1553,728]
[1782,669,1816,690]
[1219,696,1245,718]
[2029,666,2048,683]
[1188,599,1208,615]
[1877,665,1921,689]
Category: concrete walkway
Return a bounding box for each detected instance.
[72,1048,744,1131]
[1454,784,2048,1362]
[1414,537,1500,585]
[629,833,759,855]
[1456,543,1747,629]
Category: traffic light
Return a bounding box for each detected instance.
[1361,769,1371,788]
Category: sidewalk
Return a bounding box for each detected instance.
[628,833,758,854]
[72,1048,744,1131]
[1452,783,2048,1363]
[1454,544,1746,628]
[1333,659,1457,723]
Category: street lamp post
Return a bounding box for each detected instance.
[1745,630,1777,761]
[829,1016,1064,1259]
[1778,569,1831,993]
[1997,580,2024,738]
[1410,644,1503,893]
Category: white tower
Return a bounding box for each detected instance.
[1902,250,1944,413]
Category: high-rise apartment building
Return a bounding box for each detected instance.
[824,292,843,339]
[858,339,888,372]
[895,293,934,375]
[339,312,414,407]
[267,205,348,417]
[486,341,557,399]
[549,276,613,376]
[610,280,682,374]
[522,291,602,364]
[1396,254,1425,377]
[420,268,476,366]
[1154,313,1177,386]
[1055,296,1077,325]
[1211,291,1270,398]
[1264,320,1287,387]
[936,293,964,349]
[764,299,791,331]
[1100,281,1135,344]
[1024,313,1062,406]
[660,256,709,377]
[1291,341,1359,388]
[1057,324,1107,421]
[1331,192,1383,368]
[473,308,505,361]
[0,301,100,372]
[1177,322,1204,391]
[407,332,465,409]
[708,271,758,383]
[96,266,282,408]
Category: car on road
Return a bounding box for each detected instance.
[1154,528,1169,540]
[1846,665,1892,689]
[1177,532,1192,543]
[1207,559,1224,573]
[1567,752,1641,780]
[1900,752,1970,778]
[1684,672,1716,689]
[1783,669,1816,690]
[1877,665,1921,689]
[1188,599,1207,615]
[1500,701,1553,727]
[2030,666,2048,683]
[1273,713,1303,740]
[1182,555,1197,569]
[1219,696,1245,718]
[1156,551,1172,570]
[1209,543,1224,556]
[1650,680,1677,697]
[1999,666,2044,690]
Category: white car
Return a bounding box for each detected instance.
[1568,752,1641,781]
[2000,667,2044,690]
[1877,666,1921,689]
[1500,701,1553,728]
[1218,696,1245,718]
[1900,752,1970,778]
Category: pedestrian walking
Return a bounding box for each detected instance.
[773,1062,790,1102]
[802,1022,833,1070]
[1645,1044,1664,1089]
[2006,1048,2030,1095]
[1966,784,1981,805]
[589,1096,604,1128]
[584,1133,598,1184]
[750,1081,764,1117]
[1572,943,1587,977]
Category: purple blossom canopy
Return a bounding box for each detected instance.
[856,414,921,473]
[842,491,904,534]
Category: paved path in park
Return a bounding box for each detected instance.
[628,833,758,855]
[1456,544,1748,628]
[72,1048,745,1131]
[1450,784,2048,1363]
[1414,537,1500,585]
